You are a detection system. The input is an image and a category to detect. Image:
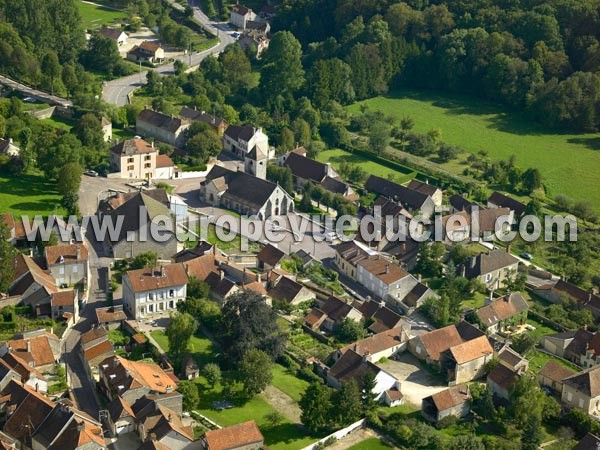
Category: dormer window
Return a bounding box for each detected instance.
[109,374,116,379]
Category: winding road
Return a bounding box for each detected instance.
[102,0,235,106]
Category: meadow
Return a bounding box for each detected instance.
[77,1,127,31]
[0,172,65,217]
[348,89,600,211]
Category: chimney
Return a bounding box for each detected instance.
[584,324,588,331]
[219,269,224,280]
[151,141,155,148]
[160,265,165,277]
[401,243,406,255]
[213,243,217,256]
[76,246,81,260]
[242,267,247,287]
[385,263,389,274]
[461,264,466,278]
[26,341,30,353]
[470,256,476,269]
[418,274,422,282]
[506,244,511,254]
[168,414,173,423]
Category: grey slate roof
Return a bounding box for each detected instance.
[488,191,526,216]
[138,109,188,133]
[460,249,519,278]
[365,175,430,210]
[224,124,258,141]
[284,151,328,183]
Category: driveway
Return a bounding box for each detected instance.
[379,353,447,407]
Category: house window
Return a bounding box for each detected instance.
[567,392,573,402]
[128,157,134,163]
[145,155,151,161]
[169,289,174,297]
[579,398,584,408]
[127,165,134,171]
[416,346,421,354]
[73,266,78,273]
[144,163,151,168]
[59,267,65,274]
[149,293,154,301]
[485,273,492,282]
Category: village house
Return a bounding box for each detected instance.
[50,289,79,322]
[238,29,270,58]
[538,360,578,394]
[134,399,193,449]
[200,165,295,219]
[0,138,20,157]
[561,364,600,415]
[222,125,268,159]
[122,263,189,320]
[267,275,314,306]
[110,138,158,179]
[443,208,514,242]
[542,328,600,367]
[439,335,494,384]
[81,327,115,381]
[181,355,199,380]
[105,191,180,259]
[257,243,285,271]
[421,385,471,423]
[326,349,400,400]
[449,194,482,214]
[409,322,486,369]
[487,363,519,400]
[127,41,165,63]
[0,330,61,374]
[532,279,600,318]
[329,326,409,364]
[8,253,59,315]
[365,175,437,218]
[487,191,526,217]
[107,395,136,436]
[406,179,443,207]
[0,351,47,393]
[305,296,363,332]
[496,345,529,374]
[358,300,406,334]
[96,305,127,329]
[474,292,529,334]
[98,26,128,46]
[458,248,520,290]
[98,356,182,411]
[136,109,191,148]
[281,150,358,200]
[202,420,264,450]
[334,240,377,279]
[44,243,89,287]
[230,4,257,29]
[1,212,35,246]
[173,240,214,263]
[179,107,228,136]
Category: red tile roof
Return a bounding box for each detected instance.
[125,264,189,292]
[204,420,264,450]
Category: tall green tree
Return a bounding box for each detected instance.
[300,382,334,433]
[166,311,198,361]
[41,50,61,95]
[237,349,273,397]
[261,31,305,102]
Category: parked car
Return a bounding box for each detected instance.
[520,252,533,260]
[232,32,240,39]
[84,170,99,177]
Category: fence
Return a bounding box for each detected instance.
[300,418,367,450]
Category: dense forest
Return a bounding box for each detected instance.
[269,0,600,132]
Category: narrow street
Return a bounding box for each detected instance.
[61,224,112,420]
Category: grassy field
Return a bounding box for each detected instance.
[316,148,417,183]
[77,1,127,30]
[347,438,393,450]
[527,349,579,374]
[40,116,74,132]
[271,364,309,402]
[0,172,65,217]
[349,89,600,210]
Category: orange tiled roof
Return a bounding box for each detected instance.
[125,264,189,293]
[44,243,88,265]
[204,420,264,450]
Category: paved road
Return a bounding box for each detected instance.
[102,0,235,106]
[0,75,72,107]
[61,224,112,420]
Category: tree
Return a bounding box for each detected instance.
[130,251,158,269]
[264,411,284,428]
[185,129,221,164]
[336,318,366,343]
[300,382,334,433]
[237,349,273,397]
[333,380,363,425]
[279,127,295,151]
[416,242,445,276]
[522,168,542,194]
[187,277,210,299]
[178,380,199,411]
[369,119,390,154]
[73,113,106,154]
[41,50,61,95]
[510,333,537,356]
[219,292,286,365]
[299,191,313,213]
[203,363,221,387]
[57,162,83,197]
[0,221,17,293]
[83,33,123,76]
[260,31,305,102]
[166,312,197,361]
[360,370,378,413]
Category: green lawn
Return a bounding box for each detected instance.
[527,349,579,374]
[271,364,309,402]
[40,116,74,132]
[347,437,393,450]
[0,171,65,217]
[316,148,417,184]
[77,1,127,30]
[349,89,600,211]
[526,318,559,341]
[150,330,217,367]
